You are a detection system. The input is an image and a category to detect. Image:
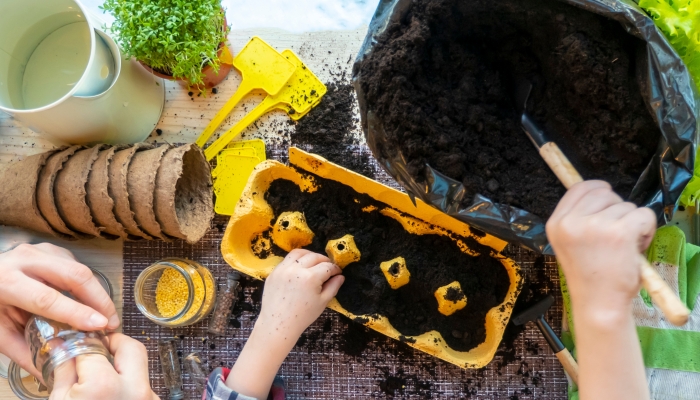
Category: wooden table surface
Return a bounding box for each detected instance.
[0,26,366,399]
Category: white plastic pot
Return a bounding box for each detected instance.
[0,0,165,145]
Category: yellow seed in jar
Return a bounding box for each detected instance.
[174,271,204,323]
[154,260,215,325]
[155,268,190,318]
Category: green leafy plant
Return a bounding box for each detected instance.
[101,0,229,87]
[639,0,700,90]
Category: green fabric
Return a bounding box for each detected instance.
[687,250,700,310]
[680,169,700,208]
[560,225,700,399]
[637,326,700,372]
[643,226,686,307]
[561,330,575,351]
[559,265,576,343]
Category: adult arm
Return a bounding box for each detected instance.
[0,243,119,378]
[547,181,652,400]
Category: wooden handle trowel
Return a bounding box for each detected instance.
[515,80,689,326]
[513,295,579,385]
[515,81,583,188]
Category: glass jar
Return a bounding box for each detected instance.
[134,258,217,327]
[184,352,208,395]
[8,315,112,399]
[158,339,184,400]
[208,271,242,336]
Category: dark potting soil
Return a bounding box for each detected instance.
[262,173,511,352]
[356,0,660,219]
[290,82,376,179]
[445,286,464,302]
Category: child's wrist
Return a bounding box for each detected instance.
[573,299,634,331]
[252,314,302,351]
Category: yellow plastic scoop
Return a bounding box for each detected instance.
[196,37,296,148]
[202,50,327,161]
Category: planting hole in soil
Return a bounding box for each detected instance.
[389,263,400,276]
[261,172,511,352]
[356,0,662,219]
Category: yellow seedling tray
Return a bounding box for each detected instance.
[221,148,522,368]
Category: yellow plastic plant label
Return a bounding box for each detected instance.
[212,148,257,178]
[214,154,263,215]
[228,139,267,159]
[201,51,326,161]
[196,36,296,148]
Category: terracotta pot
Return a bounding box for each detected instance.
[139,42,233,89]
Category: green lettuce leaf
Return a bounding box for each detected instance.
[640,0,700,206]
[640,0,700,84]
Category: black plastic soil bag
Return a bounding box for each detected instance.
[353,0,699,254]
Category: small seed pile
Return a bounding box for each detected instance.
[155,268,189,317]
[0,143,213,244]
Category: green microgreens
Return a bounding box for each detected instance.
[101,0,229,88]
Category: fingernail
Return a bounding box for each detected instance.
[89,313,108,328]
[108,314,121,329]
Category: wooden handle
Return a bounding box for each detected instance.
[555,348,579,386]
[539,142,584,189]
[640,255,689,326]
[540,141,689,326]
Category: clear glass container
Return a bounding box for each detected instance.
[158,339,184,400]
[134,258,217,327]
[8,315,112,399]
[184,352,208,396]
[208,271,242,336]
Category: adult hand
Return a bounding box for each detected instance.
[258,249,345,339]
[50,333,159,400]
[546,180,657,316]
[0,243,119,378]
[546,180,654,400]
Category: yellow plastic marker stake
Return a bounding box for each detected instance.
[213,154,262,215]
[228,139,267,158]
[203,50,327,160]
[211,148,257,179]
[212,139,268,214]
[196,37,296,148]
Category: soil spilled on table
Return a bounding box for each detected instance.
[356,0,660,219]
[291,82,376,179]
[262,172,511,352]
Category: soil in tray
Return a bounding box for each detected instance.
[259,172,511,352]
[356,0,661,219]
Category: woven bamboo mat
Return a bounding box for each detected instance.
[123,146,568,400]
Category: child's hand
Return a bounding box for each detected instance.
[546,180,656,319]
[227,250,344,399]
[258,249,344,339]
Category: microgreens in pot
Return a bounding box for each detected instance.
[101,0,229,88]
